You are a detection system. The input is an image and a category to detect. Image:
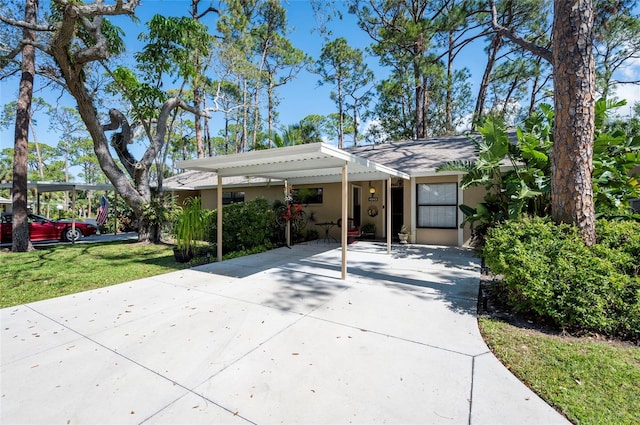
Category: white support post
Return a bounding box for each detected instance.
[113,193,118,235]
[386,177,392,254]
[71,186,77,244]
[410,176,416,244]
[341,164,348,280]
[217,175,223,262]
[458,174,464,246]
[284,180,290,247]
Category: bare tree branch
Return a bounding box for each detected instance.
[1,42,26,70]
[610,79,640,85]
[76,15,110,64]
[489,0,553,63]
[0,13,53,31]
[103,108,137,178]
[66,0,140,17]
[195,6,219,20]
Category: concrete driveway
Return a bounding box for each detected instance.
[1,242,568,424]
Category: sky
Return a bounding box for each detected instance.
[1,0,640,182]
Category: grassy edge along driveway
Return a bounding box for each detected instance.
[0,241,187,308]
[479,318,640,425]
[2,241,639,424]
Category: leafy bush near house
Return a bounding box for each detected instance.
[206,198,278,254]
[594,220,640,276]
[483,218,640,341]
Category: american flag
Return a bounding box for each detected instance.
[96,195,109,226]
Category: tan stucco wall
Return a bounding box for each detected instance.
[173,191,197,208]
[174,182,365,240]
[461,185,486,246]
[359,180,385,239]
[199,186,284,209]
[172,185,284,210]
[172,176,492,245]
[303,181,377,240]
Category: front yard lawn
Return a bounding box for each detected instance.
[0,241,186,308]
[479,318,640,425]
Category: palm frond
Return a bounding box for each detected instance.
[436,160,475,173]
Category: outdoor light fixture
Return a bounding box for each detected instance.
[369,186,376,194]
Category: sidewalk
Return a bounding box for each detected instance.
[1,242,569,424]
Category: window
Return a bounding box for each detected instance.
[291,188,323,204]
[222,191,245,205]
[416,183,457,228]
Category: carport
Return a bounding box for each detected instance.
[178,143,409,279]
[1,181,115,242]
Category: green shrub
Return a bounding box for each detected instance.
[305,228,320,241]
[207,198,278,254]
[595,219,640,276]
[174,197,207,254]
[483,218,640,341]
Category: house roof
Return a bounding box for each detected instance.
[346,134,477,177]
[177,142,410,184]
[166,135,480,190]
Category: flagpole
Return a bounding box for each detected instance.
[114,193,117,235]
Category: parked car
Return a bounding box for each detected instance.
[0,213,98,243]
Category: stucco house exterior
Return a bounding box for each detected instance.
[165,134,487,247]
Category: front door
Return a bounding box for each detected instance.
[352,186,362,226]
[391,186,403,238]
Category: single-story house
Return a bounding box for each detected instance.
[167,135,486,248]
[0,196,12,212]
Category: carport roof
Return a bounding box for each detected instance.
[0,182,114,192]
[177,143,410,183]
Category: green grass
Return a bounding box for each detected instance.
[479,318,640,425]
[0,241,187,308]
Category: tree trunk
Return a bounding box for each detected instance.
[414,62,427,139]
[203,97,212,156]
[502,76,520,116]
[551,0,596,245]
[136,214,160,244]
[337,76,344,149]
[194,85,204,158]
[242,78,248,153]
[352,100,358,147]
[11,0,38,253]
[444,29,454,135]
[268,82,274,148]
[528,64,541,116]
[473,34,502,129]
[28,120,44,178]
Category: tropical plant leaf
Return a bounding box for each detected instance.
[435,160,475,173]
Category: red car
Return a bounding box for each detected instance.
[0,213,98,243]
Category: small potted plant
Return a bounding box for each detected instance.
[173,197,206,263]
[361,222,376,239]
[398,224,410,244]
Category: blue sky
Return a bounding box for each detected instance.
[1,0,640,181]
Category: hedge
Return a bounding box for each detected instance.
[483,218,640,341]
